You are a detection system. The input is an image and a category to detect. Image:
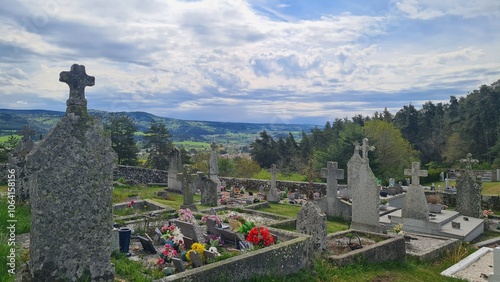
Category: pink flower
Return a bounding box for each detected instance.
[157,258,165,265]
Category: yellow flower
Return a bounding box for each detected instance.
[191,243,206,261]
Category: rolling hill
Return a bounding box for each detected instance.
[0,109,317,145]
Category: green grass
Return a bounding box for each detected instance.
[481,182,500,195]
[259,203,302,217]
[249,256,465,282]
[173,141,211,151]
[112,252,163,282]
[112,185,165,203]
[0,135,20,142]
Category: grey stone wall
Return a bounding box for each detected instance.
[220,177,328,195]
[156,228,311,282]
[114,165,168,184]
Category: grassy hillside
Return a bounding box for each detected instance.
[0,109,316,144]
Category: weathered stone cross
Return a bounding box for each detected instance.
[59,64,95,115]
[361,138,375,160]
[178,167,199,208]
[268,164,280,189]
[404,162,428,186]
[460,153,478,170]
[18,124,35,142]
[320,161,344,198]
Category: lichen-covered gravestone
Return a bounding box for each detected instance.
[179,168,199,211]
[348,139,384,233]
[208,141,222,193]
[456,153,482,218]
[8,124,36,202]
[267,164,280,203]
[296,201,327,251]
[401,162,429,220]
[200,177,218,206]
[27,64,116,281]
[168,147,182,191]
[317,161,344,217]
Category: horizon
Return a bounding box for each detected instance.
[1,0,499,125]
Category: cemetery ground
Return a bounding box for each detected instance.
[2,182,500,281]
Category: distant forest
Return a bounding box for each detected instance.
[249,79,500,181]
[1,79,499,181]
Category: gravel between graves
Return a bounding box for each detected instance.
[453,251,491,282]
[404,233,453,255]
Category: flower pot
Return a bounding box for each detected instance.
[428,203,442,213]
[118,227,132,256]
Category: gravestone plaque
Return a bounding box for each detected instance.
[296,201,327,251]
[401,162,429,221]
[190,251,203,268]
[172,257,185,273]
[200,178,218,207]
[456,153,482,218]
[27,64,115,281]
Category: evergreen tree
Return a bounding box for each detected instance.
[106,114,138,165]
[249,130,279,168]
[144,120,173,170]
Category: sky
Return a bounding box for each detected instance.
[1,0,499,125]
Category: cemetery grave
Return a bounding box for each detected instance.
[325,230,405,267]
[113,199,175,220]
[6,64,500,282]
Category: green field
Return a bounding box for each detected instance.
[0,135,20,142]
[429,180,500,195]
[173,140,211,150]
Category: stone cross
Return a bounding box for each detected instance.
[18,124,35,142]
[460,153,478,170]
[269,164,279,189]
[361,138,375,160]
[59,64,95,115]
[209,141,219,176]
[178,167,199,211]
[267,164,281,202]
[353,141,361,156]
[320,161,344,198]
[404,162,428,186]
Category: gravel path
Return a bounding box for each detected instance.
[453,251,492,282]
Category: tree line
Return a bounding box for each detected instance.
[249,79,500,182]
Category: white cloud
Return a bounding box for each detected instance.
[0,0,498,124]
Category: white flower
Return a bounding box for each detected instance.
[208,246,220,256]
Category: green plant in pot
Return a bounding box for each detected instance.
[238,220,255,236]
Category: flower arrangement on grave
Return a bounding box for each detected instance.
[160,225,184,251]
[238,220,255,235]
[202,214,222,226]
[246,226,274,247]
[177,208,196,224]
[483,209,494,218]
[186,242,205,262]
[205,233,224,248]
[393,223,405,236]
[227,211,246,224]
[220,195,229,205]
[426,194,442,204]
[157,244,178,266]
[127,200,135,208]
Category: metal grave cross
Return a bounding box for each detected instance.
[460,153,478,170]
[404,162,428,186]
[59,64,95,114]
[320,161,344,197]
[18,124,35,142]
